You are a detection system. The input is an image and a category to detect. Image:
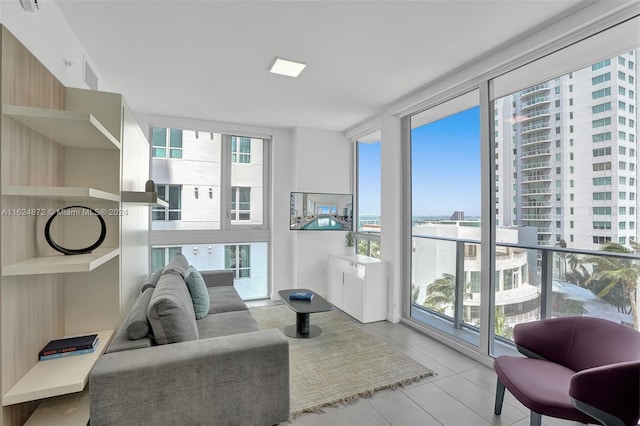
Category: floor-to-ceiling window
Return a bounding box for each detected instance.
[356,132,381,258]
[490,48,640,352]
[402,17,640,359]
[149,125,270,300]
[408,91,482,346]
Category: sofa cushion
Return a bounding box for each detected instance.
[141,267,164,293]
[104,333,152,354]
[147,270,199,344]
[208,286,249,314]
[201,270,234,287]
[123,287,154,340]
[196,310,260,339]
[185,266,210,320]
[163,253,189,278]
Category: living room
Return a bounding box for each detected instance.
[0,1,639,425]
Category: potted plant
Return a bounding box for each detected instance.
[344,231,356,255]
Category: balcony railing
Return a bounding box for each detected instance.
[521,188,552,195]
[521,135,552,146]
[521,121,551,134]
[521,214,551,220]
[521,174,552,183]
[521,84,550,96]
[521,148,551,158]
[411,233,639,343]
[521,161,551,170]
[521,201,552,207]
[522,108,551,122]
[521,96,550,109]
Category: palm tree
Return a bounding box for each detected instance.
[494,308,513,340]
[556,239,568,281]
[422,273,472,315]
[582,241,639,330]
[411,283,421,304]
[566,252,591,287]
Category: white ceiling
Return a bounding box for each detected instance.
[55,0,589,132]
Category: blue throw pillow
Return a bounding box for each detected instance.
[184,266,210,319]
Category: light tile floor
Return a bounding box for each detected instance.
[281,314,586,426]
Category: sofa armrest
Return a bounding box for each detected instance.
[89,329,289,426]
[200,269,234,287]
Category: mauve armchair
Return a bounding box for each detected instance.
[493,316,640,426]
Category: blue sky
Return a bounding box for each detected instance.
[358,142,382,215]
[358,106,481,217]
[411,106,481,216]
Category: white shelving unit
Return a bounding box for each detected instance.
[2,105,120,150]
[0,34,151,425]
[2,329,114,406]
[2,185,119,202]
[23,388,90,426]
[121,190,168,206]
[0,87,143,426]
[327,254,387,323]
[2,248,120,276]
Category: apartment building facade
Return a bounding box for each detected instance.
[149,127,269,300]
[495,50,639,250]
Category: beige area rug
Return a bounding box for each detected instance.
[250,304,435,417]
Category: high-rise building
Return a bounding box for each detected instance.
[149,127,269,300]
[495,50,639,250]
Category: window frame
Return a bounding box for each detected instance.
[152,184,182,221]
[397,13,640,363]
[151,127,183,159]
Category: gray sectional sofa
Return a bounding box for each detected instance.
[89,254,290,426]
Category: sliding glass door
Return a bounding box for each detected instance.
[409,91,482,346]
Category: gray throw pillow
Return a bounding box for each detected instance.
[184,266,210,319]
[141,267,164,293]
[147,270,199,344]
[122,287,154,340]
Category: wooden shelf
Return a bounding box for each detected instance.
[2,185,119,202]
[2,105,120,150]
[2,330,114,406]
[121,191,168,206]
[2,248,120,276]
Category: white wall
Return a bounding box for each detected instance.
[291,127,352,298]
[0,0,107,91]
[380,113,403,322]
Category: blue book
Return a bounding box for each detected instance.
[39,333,98,356]
[39,339,98,361]
[290,291,314,301]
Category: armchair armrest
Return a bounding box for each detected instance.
[89,329,289,426]
[569,360,640,426]
[200,269,234,287]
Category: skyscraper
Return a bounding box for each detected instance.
[495,50,639,251]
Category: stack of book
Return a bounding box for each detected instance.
[289,291,314,301]
[38,334,99,361]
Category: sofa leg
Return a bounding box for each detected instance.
[494,378,505,415]
[530,411,541,426]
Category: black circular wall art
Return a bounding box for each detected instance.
[44,205,107,255]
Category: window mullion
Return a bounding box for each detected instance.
[221,134,232,231]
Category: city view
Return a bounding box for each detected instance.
[358,50,639,343]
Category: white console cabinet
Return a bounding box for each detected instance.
[327,254,387,323]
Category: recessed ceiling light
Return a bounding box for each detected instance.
[269,58,306,78]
